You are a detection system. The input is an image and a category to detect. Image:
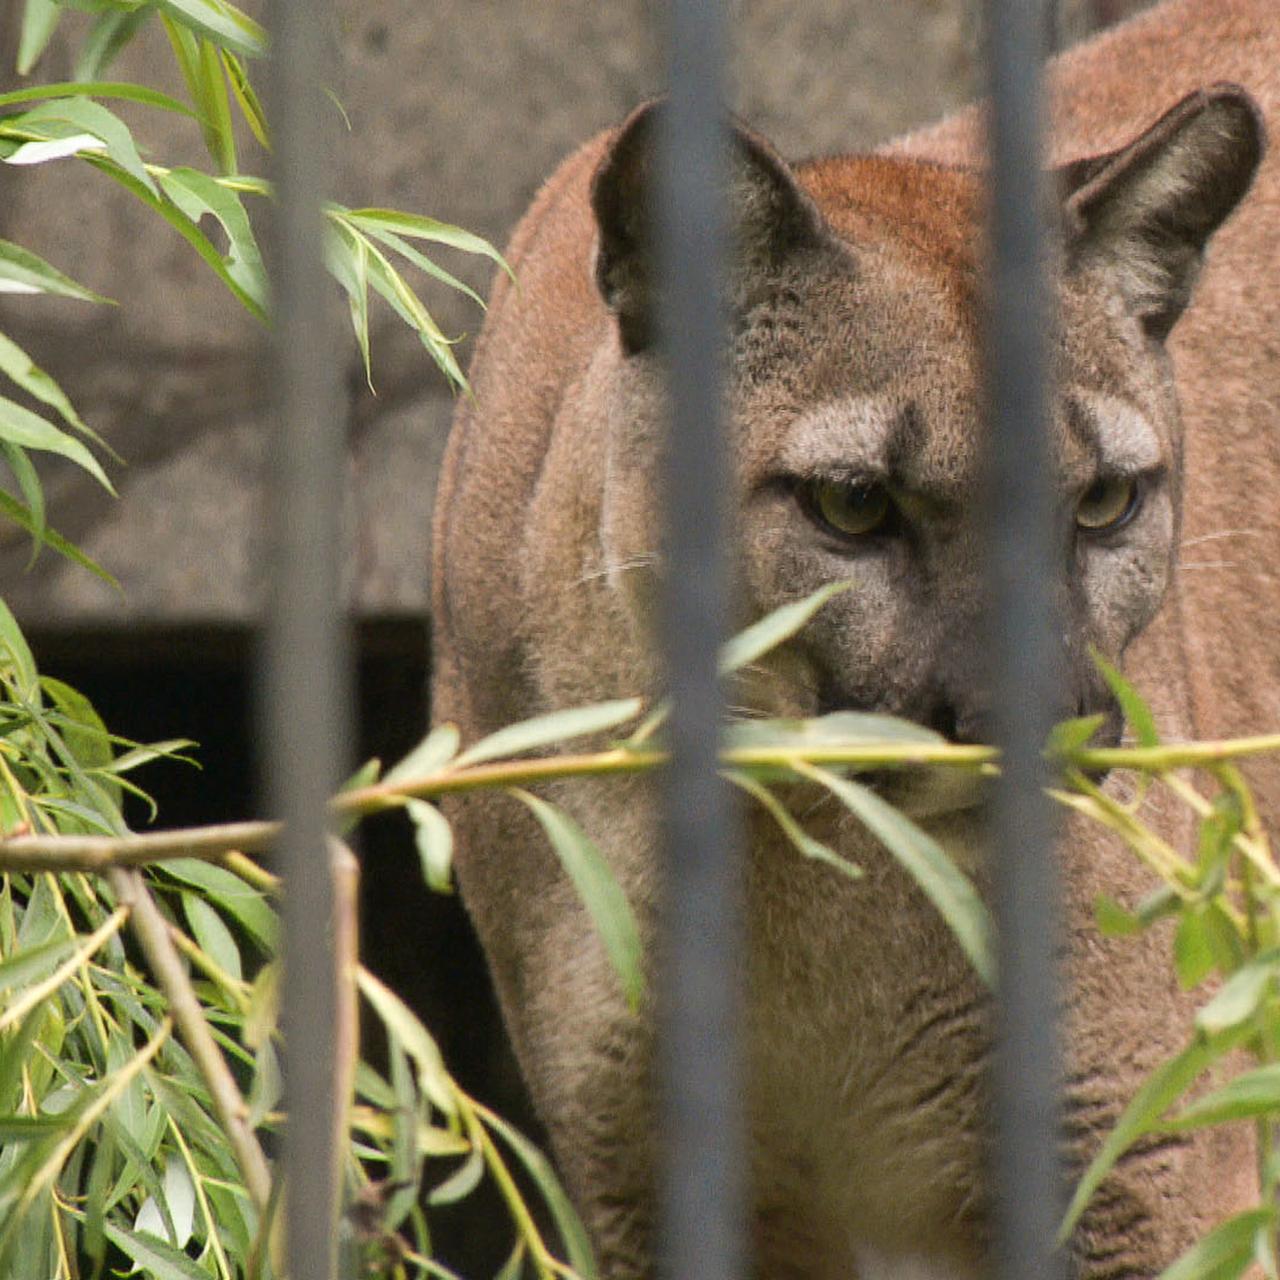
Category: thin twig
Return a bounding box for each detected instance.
[0,821,280,872]
[107,866,273,1211]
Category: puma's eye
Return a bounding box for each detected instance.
[803,478,893,538]
[1076,475,1141,533]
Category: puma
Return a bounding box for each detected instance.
[431,0,1275,1274]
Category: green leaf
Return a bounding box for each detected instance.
[157,859,276,951]
[726,770,861,880]
[1061,1030,1247,1240]
[801,765,994,987]
[427,1141,484,1206]
[0,331,106,448]
[0,596,38,696]
[326,222,373,390]
[408,799,454,894]
[82,153,267,322]
[1046,713,1106,758]
[182,892,242,982]
[157,167,267,310]
[1157,1209,1274,1280]
[723,710,943,752]
[363,240,468,389]
[3,440,45,554]
[1091,648,1158,747]
[153,0,268,59]
[17,0,61,76]
[1196,953,1279,1034]
[512,789,645,1011]
[0,489,119,588]
[134,1154,196,1248]
[357,967,456,1117]
[719,582,850,676]
[0,81,194,117]
[1135,883,1182,929]
[222,51,269,148]
[102,1220,213,1280]
[0,929,76,997]
[0,238,107,301]
[479,1103,601,1280]
[4,98,156,194]
[344,208,508,273]
[349,220,486,309]
[454,699,642,768]
[0,394,113,492]
[1174,910,1216,990]
[74,10,153,81]
[1094,893,1143,938]
[383,723,461,785]
[1165,1063,1280,1131]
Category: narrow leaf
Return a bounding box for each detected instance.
[1157,1209,1274,1280]
[383,722,461,785]
[0,394,113,492]
[455,699,641,768]
[726,770,861,880]
[1196,953,1279,1034]
[512,789,644,1010]
[719,582,850,675]
[0,489,120,588]
[427,1142,484,1206]
[1092,649,1159,747]
[153,0,268,59]
[1094,893,1143,938]
[357,967,456,1117]
[800,764,994,986]
[408,799,454,894]
[1061,1030,1246,1239]
[102,1221,212,1280]
[1165,1063,1280,1131]
[0,238,108,302]
[182,892,243,982]
[17,0,60,76]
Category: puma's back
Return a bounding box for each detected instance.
[432,2,1275,1275]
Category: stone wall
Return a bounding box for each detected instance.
[0,1,1153,631]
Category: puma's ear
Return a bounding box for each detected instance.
[1061,84,1265,341]
[590,99,827,354]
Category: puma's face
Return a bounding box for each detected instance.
[590,89,1262,791]
[733,239,1182,756]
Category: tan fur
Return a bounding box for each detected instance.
[431,2,1277,1275]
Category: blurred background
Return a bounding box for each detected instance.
[0,0,1154,1269]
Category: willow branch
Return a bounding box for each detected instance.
[8,730,1280,876]
[0,821,280,872]
[108,866,273,1211]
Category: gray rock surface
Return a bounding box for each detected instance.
[0,0,1153,628]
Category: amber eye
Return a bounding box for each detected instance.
[804,478,893,538]
[1076,475,1141,533]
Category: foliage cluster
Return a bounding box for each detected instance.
[1,5,1280,1280]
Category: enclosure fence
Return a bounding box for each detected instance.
[265,1,1063,1277]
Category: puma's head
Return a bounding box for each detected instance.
[589,87,1262,794]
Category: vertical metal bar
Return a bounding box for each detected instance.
[984,2,1066,1278]
[656,3,744,1280]
[263,5,348,1280]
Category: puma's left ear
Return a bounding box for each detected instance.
[1060,84,1265,341]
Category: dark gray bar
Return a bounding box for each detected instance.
[984,2,1066,1279]
[262,6,347,1280]
[656,3,744,1280]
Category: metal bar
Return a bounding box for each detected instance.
[656,3,744,1280]
[984,2,1066,1278]
[262,5,348,1280]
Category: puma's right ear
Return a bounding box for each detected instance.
[590,99,827,354]
[1061,84,1265,341]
